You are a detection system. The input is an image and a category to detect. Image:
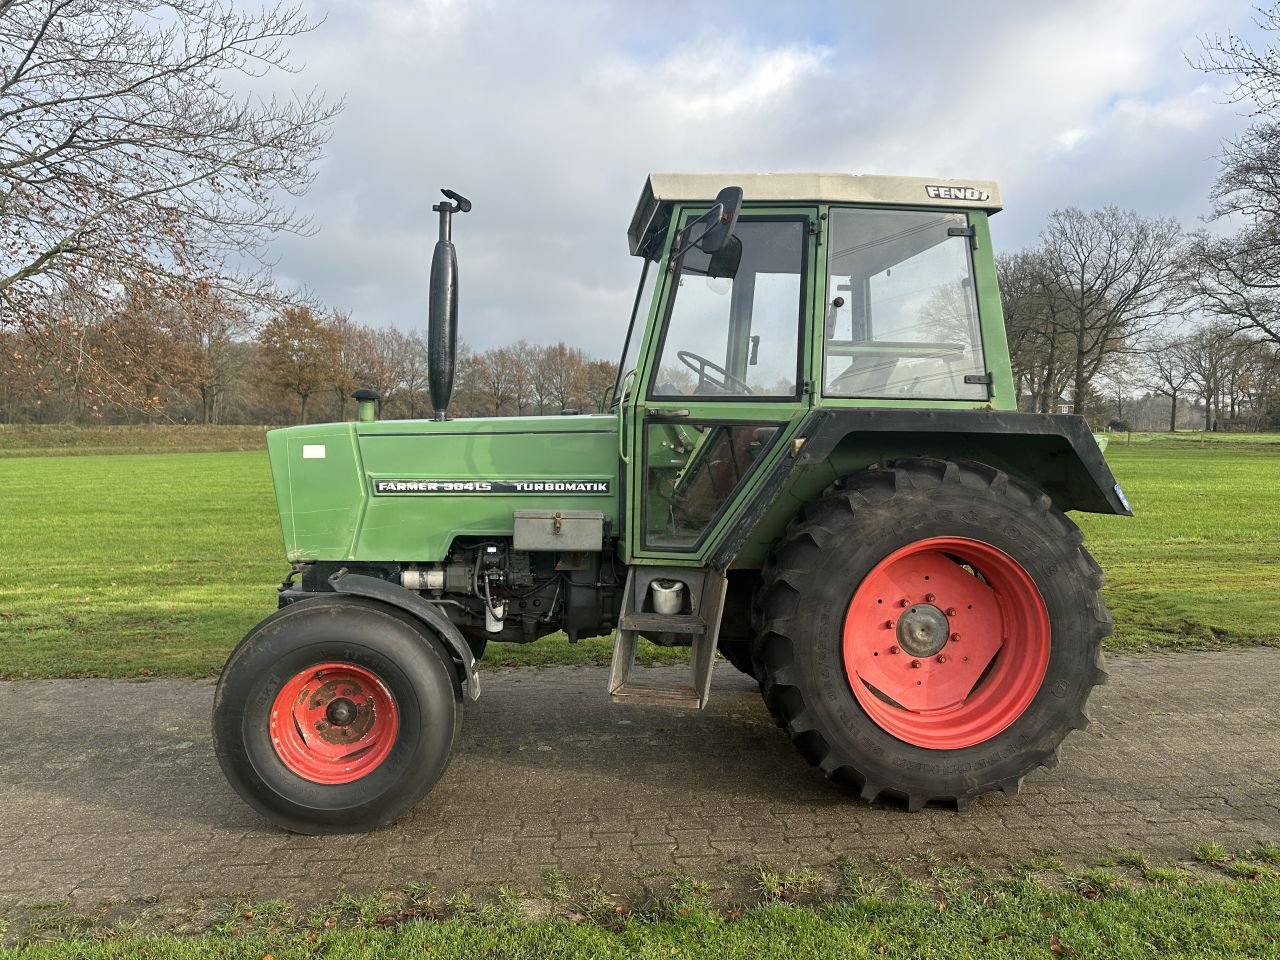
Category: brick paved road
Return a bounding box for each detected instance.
[1,650,1277,912]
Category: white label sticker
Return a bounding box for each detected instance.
[302,444,326,460]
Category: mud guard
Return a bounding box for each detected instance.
[711,408,1131,571]
[328,571,481,701]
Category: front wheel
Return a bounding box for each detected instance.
[213,595,461,834]
[756,459,1110,811]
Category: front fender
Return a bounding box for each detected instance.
[327,572,481,701]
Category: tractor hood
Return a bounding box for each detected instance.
[267,414,620,563]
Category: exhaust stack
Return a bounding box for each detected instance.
[428,188,471,421]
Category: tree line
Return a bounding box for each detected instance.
[0,293,619,424]
[3,1,1280,431]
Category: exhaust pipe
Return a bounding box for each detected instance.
[428,188,471,421]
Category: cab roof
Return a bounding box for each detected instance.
[628,172,1003,255]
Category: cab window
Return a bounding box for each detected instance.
[650,218,805,399]
[823,208,988,400]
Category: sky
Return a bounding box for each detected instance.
[263,0,1264,360]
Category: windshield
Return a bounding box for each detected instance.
[610,256,659,408]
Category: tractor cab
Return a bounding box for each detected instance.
[613,174,1008,567]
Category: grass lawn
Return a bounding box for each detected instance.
[0,423,270,458]
[0,430,1276,678]
[1078,433,1280,651]
[5,870,1280,959]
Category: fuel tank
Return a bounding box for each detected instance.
[267,414,620,562]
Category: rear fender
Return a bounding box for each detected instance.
[711,408,1130,571]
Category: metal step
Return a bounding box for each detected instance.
[608,567,727,709]
[609,676,701,709]
[617,612,706,635]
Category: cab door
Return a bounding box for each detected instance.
[625,209,818,564]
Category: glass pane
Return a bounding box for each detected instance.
[824,209,987,400]
[612,257,659,406]
[644,421,781,548]
[652,220,804,399]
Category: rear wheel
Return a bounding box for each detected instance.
[756,459,1110,810]
[213,595,460,834]
[717,639,757,679]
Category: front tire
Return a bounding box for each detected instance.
[213,595,461,834]
[756,459,1110,811]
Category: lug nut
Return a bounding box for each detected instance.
[899,598,910,608]
[946,607,957,616]
[924,593,935,602]
[936,655,947,664]
[884,620,894,629]
[910,659,922,669]
[950,633,961,642]
[888,645,899,655]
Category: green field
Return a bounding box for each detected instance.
[0,431,1276,678]
[0,424,271,458]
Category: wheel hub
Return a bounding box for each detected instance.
[326,697,357,727]
[896,604,949,658]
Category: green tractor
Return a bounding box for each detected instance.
[213,174,1129,834]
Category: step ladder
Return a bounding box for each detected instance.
[607,567,727,708]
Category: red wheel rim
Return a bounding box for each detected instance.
[269,662,400,784]
[842,537,1050,750]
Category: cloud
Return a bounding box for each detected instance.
[266,0,1258,358]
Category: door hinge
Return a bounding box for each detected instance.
[948,223,977,249]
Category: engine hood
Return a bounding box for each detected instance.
[267,414,620,563]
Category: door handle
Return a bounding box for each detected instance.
[617,370,636,464]
[646,408,690,418]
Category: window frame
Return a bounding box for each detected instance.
[638,417,789,553]
[645,212,811,404]
[819,205,990,403]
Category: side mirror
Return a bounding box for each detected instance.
[696,186,743,254]
[669,185,744,273]
[705,234,742,279]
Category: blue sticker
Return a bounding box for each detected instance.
[1113,483,1131,512]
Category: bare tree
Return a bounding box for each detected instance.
[1184,230,1280,344]
[1039,207,1186,414]
[581,358,617,412]
[396,331,431,418]
[537,342,587,413]
[326,311,369,420]
[157,286,256,423]
[358,327,410,414]
[1188,7,1280,344]
[257,304,338,423]
[997,250,1074,412]
[1143,337,1194,432]
[1176,323,1235,437]
[0,0,338,375]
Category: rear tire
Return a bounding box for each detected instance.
[756,459,1110,811]
[213,595,461,834]
[718,639,757,679]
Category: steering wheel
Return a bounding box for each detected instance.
[676,350,753,395]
